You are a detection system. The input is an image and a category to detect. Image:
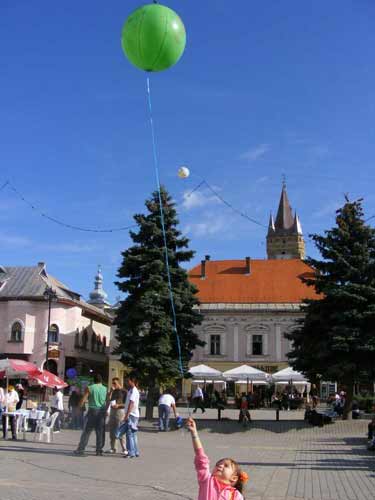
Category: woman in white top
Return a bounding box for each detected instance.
[2,385,20,440]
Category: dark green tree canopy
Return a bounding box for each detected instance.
[114,186,204,388]
[287,198,375,385]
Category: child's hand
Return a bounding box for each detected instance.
[186,417,197,434]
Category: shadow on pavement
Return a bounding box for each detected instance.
[239,435,375,474]
[191,419,311,434]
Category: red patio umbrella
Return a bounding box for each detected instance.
[0,358,41,379]
[32,370,68,390]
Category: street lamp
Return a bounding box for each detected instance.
[43,286,58,371]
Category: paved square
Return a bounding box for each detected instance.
[0,410,374,500]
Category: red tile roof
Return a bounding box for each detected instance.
[188,259,319,304]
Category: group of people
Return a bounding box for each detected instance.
[74,372,140,458]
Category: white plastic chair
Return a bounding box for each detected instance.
[34,412,59,443]
[15,413,27,440]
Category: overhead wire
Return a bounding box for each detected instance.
[3,180,137,233]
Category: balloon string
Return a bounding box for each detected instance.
[146,76,184,379]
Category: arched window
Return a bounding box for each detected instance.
[49,324,59,343]
[10,321,23,342]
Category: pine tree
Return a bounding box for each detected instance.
[286,198,375,419]
[114,186,204,418]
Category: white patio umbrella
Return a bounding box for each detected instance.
[189,364,223,380]
[223,364,268,392]
[189,364,224,390]
[272,366,307,383]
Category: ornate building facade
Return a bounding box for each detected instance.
[187,185,317,387]
[0,263,112,379]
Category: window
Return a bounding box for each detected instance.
[49,324,59,343]
[10,321,23,342]
[210,334,221,355]
[252,335,263,355]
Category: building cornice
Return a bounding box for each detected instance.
[195,303,305,312]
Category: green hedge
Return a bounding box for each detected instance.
[354,396,375,412]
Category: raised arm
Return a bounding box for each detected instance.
[186,417,210,484]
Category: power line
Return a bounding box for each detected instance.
[5,181,137,233]
[201,180,267,228]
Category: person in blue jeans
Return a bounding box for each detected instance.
[158,390,178,431]
[117,372,140,458]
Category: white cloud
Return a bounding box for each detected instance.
[184,218,226,237]
[181,189,218,211]
[240,143,270,162]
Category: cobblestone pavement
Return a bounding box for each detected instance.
[0,410,374,500]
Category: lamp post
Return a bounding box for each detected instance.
[43,286,58,371]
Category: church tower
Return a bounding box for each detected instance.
[266,182,305,259]
[88,265,109,308]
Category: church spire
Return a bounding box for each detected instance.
[274,182,294,231]
[266,182,305,260]
[88,265,109,308]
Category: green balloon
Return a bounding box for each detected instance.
[121,3,186,72]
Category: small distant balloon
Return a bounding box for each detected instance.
[178,166,190,179]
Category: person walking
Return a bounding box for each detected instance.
[106,377,127,455]
[74,374,107,456]
[51,387,64,432]
[192,386,205,413]
[158,390,178,431]
[116,372,140,458]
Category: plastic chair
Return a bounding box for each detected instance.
[15,413,27,440]
[34,412,59,443]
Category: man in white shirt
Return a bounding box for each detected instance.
[122,372,140,458]
[158,390,178,431]
[192,385,205,413]
[51,387,64,432]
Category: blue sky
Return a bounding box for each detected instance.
[1,1,375,303]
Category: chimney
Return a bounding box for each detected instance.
[201,259,206,279]
[38,262,45,268]
[205,255,210,261]
[245,256,251,275]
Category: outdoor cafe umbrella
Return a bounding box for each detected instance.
[188,364,223,389]
[0,358,41,379]
[32,370,68,390]
[272,366,310,395]
[272,366,307,383]
[189,364,223,380]
[223,364,269,393]
[0,358,42,410]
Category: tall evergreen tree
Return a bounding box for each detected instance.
[114,186,204,418]
[286,198,375,419]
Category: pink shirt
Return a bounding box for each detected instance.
[194,448,244,500]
